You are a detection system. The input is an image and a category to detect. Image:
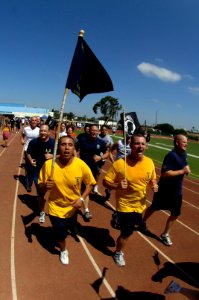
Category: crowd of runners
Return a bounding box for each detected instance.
[0,116,191,268]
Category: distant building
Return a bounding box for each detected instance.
[0,103,53,118]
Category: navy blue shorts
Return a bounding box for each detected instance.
[151,192,182,217]
[49,214,76,241]
[117,212,142,237]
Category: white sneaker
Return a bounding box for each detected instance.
[60,250,69,265]
[161,233,173,246]
[113,251,125,267]
[39,212,45,223]
[93,186,101,195]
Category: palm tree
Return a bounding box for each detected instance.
[93,96,122,125]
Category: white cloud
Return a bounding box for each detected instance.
[137,62,181,82]
[188,86,199,95]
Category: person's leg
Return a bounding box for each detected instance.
[49,215,69,264]
[161,195,182,246]
[93,173,101,194]
[25,155,34,191]
[143,205,155,222]
[113,212,135,267]
[115,235,129,252]
[162,215,178,235]
[34,170,46,223]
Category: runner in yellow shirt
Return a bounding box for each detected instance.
[38,136,96,265]
[103,134,158,267]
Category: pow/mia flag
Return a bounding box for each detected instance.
[120,112,141,136]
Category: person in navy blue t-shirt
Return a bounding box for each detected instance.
[141,134,191,246]
[76,124,109,220]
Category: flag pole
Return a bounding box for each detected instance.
[50,29,85,178]
[123,107,127,179]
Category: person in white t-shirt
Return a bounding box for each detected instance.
[21,116,40,192]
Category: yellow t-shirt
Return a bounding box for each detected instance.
[104,156,156,213]
[38,157,96,218]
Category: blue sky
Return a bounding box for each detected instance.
[0,0,199,130]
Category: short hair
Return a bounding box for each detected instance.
[174,134,187,146]
[130,133,146,144]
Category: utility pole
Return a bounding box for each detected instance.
[155,110,158,126]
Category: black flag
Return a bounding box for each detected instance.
[120,112,141,136]
[65,33,114,101]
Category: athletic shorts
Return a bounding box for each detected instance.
[151,192,182,217]
[117,211,142,237]
[49,214,77,241]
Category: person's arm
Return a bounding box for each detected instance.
[71,183,94,209]
[161,165,191,178]
[26,153,37,167]
[21,132,26,145]
[103,178,127,190]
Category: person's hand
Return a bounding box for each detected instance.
[152,184,159,192]
[71,198,83,208]
[93,155,102,162]
[46,178,54,190]
[120,179,128,189]
[31,159,37,167]
[183,165,191,175]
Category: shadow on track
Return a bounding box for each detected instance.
[89,193,114,212]
[14,174,27,190]
[152,262,199,289]
[101,286,165,299]
[76,222,115,256]
[18,194,38,214]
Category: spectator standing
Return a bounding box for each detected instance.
[142,134,191,246]
[103,134,158,266]
[38,136,96,264]
[26,124,55,223]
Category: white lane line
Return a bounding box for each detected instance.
[145,200,199,236]
[11,148,24,300]
[77,234,117,299]
[183,200,199,210]
[184,186,199,195]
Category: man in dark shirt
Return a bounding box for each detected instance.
[27,124,55,223]
[76,124,109,219]
[142,134,191,246]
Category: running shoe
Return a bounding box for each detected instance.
[60,250,69,265]
[161,233,173,246]
[113,251,125,267]
[84,211,92,221]
[39,211,45,223]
